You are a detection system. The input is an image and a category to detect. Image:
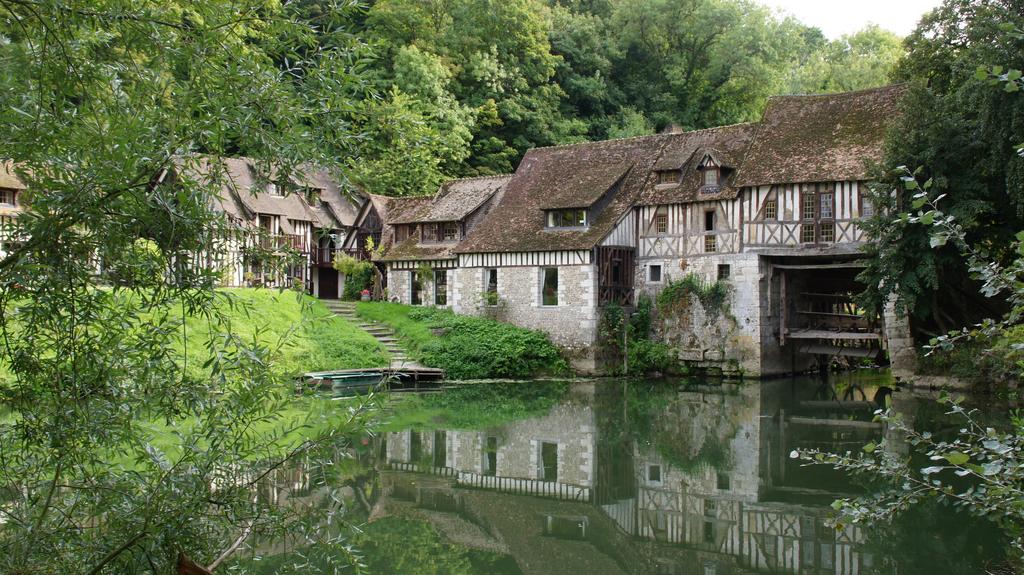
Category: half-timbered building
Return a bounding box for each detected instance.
[168,156,362,296]
[374,175,511,306]
[371,85,908,376]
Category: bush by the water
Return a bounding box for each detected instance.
[356,302,567,379]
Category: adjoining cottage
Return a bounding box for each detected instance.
[372,85,908,377]
[166,157,362,297]
[370,175,512,306]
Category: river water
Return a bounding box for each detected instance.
[243,371,1011,574]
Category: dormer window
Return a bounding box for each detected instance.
[304,186,322,204]
[0,188,16,207]
[699,155,721,193]
[656,170,680,185]
[546,209,587,228]
[703,168,719,187]
[442,221,459,241]
[267,182,283,197]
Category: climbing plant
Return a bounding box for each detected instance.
[656,273,733,322]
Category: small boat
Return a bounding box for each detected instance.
[298,367,446,395]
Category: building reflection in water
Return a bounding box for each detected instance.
[373,376,905,575]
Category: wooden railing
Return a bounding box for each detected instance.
[257,234,304,251]
[311,247,343,267]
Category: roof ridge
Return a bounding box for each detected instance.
[527,122,760,153]
[766,83,907,100]
[442,173,514,184]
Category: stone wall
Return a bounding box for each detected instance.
[636,252,765,376]
[450,264,600,371]
[386,265,452,308]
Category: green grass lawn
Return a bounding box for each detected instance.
[178,288,389,376]
[355,302,567,379]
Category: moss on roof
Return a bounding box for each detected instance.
[733,85,905,187]
[642,123,758,205]
[456,135,670,254]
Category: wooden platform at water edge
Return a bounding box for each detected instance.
[299,366,446,395]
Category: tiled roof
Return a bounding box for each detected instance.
[642,123,758,205]
[733,85,905,187]
[0,161,26,190]
[392,175,511,224]
[456,135,670,253]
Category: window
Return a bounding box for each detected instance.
[442,221,459,241]
[653,206,668,234]
[267,182,283,197]
[433,430,447,468]
[483,268,499,305]
[819,191,834,220]
[820,222,835,242]
[649,264,662,283]
[304,187,321,204]
[395,224,412,243]
[764,198,777,221]
[409,431,422,462]
[410,271,423,305]
[483,436,498,476]
[704,210,717,253]
[657,170,680,184]
[648,465,662,483]
[542,267,558,306]
[860,192,875,218]
[703,521,715,544]
[546,209,587,228]
[0,188,15,206]
[704,499,718,517]
[801,185,836,243]
[256,212,272,233]
[717,473,730,491]
[717,264,730,280]
[703,168,720,188]
[539,442,558,482]
[422,223,440,243]
[434,270,448,305]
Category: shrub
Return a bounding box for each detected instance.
[657,272,732,321]
[357,303,568,379]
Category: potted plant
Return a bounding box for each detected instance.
[360,289,371,302]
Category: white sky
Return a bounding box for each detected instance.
[765,0,943,38]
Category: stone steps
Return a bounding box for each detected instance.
[320,299,425,370]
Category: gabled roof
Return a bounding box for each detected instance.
[457,135,669,254]
[733,85,905,187]
[173,156,361,229]
[0,161,26,190]
[390,175,512,224]
[219,158,320,223]
[643,123,758,205]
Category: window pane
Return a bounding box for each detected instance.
[704,235,717,253]
[485,269,498,294]
[704,211,715,231]
[575,210,586,226]
[802,193,816,220]
[764,199,777,220]
[443,222,458,240]
[649,265,662,282]
[820,192,834,219]
[411,271,422,305]
[801,223,816,243]
[820,222,835,243]
[704,168,719,187]
[542,267,558,306]
[547,212,558,227]
[434,270,447,305]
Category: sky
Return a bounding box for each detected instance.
[765,0,943,39]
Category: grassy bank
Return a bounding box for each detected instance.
[355,302,568,379]
[176,288,388,376]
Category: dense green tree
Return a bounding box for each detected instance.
[858,0,1024,337]
[0,1,376,572]
[786,25,905,93]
